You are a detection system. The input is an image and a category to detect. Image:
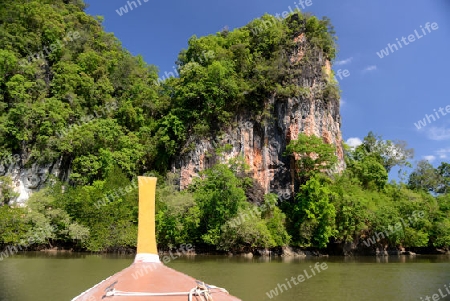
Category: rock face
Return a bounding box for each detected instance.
[2,32,344,205]
[0,155,68,206]
[173,34,345,201]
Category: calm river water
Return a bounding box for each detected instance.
[0,252,449,301]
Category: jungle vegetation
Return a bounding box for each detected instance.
[0,0,448,253]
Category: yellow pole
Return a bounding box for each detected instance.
[136,176,158,255]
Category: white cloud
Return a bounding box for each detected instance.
[426,126,450,141]
[346,137,362,149]
[335,57,353,66]
[423,155,436,162]
[340,98,346,106]
[362,65,377,73]
[436,148,450,159]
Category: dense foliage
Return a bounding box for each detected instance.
[1,131,448,253]
[282,132,449,250]
[0,1,448,253]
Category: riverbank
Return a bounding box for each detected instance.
[3,244,448,258]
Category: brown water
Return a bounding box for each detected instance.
[0,252,449,301]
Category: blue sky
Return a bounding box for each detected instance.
[85,0,450,179]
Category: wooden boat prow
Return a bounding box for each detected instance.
[72,177,241,301]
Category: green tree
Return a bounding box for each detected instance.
[431,194,450,247]
[25,187,90,248]
[331,174,370,243]
[347,156,388,190]
[156,176,200,247]
[289,175,337,248]
[408,160,440,192]
[436,162,450,194]
[57,167,139,251]
[0,206,29,245]
[0,176,19,205]
[189,162,248,246]
[285,133,338,184]
[355,132,414,173]
[219,206,275,252]
[262,193,291,246]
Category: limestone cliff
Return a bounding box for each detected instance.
[172,32,344,201]
[0,155,68,205]
[0,12,343,206]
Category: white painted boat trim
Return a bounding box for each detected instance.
[134,253,161,263]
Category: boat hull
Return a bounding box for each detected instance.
[72,262,242,301]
